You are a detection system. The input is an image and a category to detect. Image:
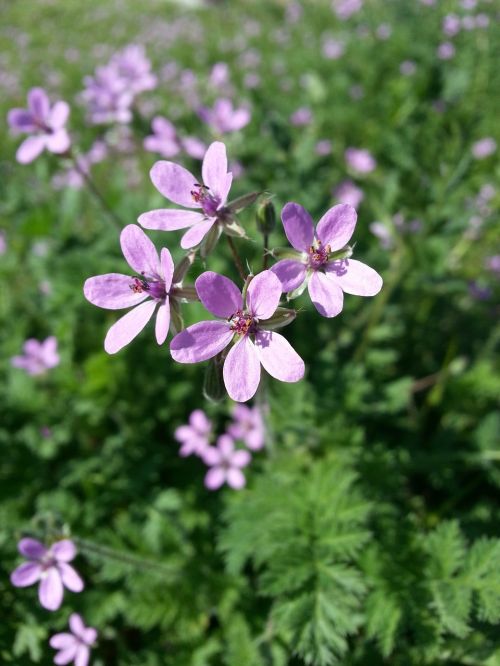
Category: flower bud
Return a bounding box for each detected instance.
[172,251,196,284]
[256,197,276,235]
[203,352,226,403]
[170,300,184,335]
[201,224,223,259]
[226,191,261,214]
[171,285,198,303]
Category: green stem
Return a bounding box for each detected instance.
[70,154,123,230]
[226,235,247,282]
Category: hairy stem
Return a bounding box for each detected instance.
[226,235,247,282]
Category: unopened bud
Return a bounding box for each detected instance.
[203,352,226,403]
[170,300,184,335]
[201,224,223,259]
[171,285,198,303]
[172,251,196,284]
[259,307,297,330]
[226,191,261,214]
[256,197,276,235]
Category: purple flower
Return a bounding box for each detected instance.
[170,270,305,402]
[175,409,212,457]
[271,203,383,317]
[198,98,251,134]
[485,255,500,275]
[84,225,180,354]
[443,14,461,37]
[400,60,417,76]
[209,62,230,88]
[290,107,313,127]
[10,538,84,611]
[8,87,70,164]
[345,147,376,173]
[437,42,455,60]
[471,138,497,160]
[228,404,265,450]
[202,435,251,490]
[109,44,157,95]
[11,336,60,375]
[333,0,363,20]
[369,221,393,249]
[181,136,207,160]
[315,140,332,156]
[0,230,6,255]
[334,180,364,208]
[321,36,345,59]
[82,64,133,125]
[144,116,181,158]
[138,141,233,249]
[50,613,97,666]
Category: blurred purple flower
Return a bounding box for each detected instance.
[376,23,392,39]
[315,140,332,156]
[333,0,363,20]
[485,255,500,275]
[290,107,313,127]
[471,138,497,160]
[144,116,181,158]
[198,98,251,134]
[202,435,251,490]
[334,180,364,208]
[10,538,83,611]
[8,87,70,164]
[53,140,107,190]
[209,62,230,88]
[271,203,382,317]
[437,42,456,60]
[443,14,461,36]
[82,64,134,125]
[110,44,157,95]
[228,404,265,450]
[468,281,492,301]
[370,221,394,249]
[321,35,345,59]
[84,225,180,354]
[400,60,417,76]
[12,337,60,375]
[475,14,489,28]
[0,230,6,255]
[50,613,97,666]
[139,141,233,249]
[175,409,212,457]
[171,270,305,402]
[243,73,261,89]
[181,136,207,159]
[345,147,376,173]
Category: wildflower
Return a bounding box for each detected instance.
[321,36,345,60]
[228,404,265,450]
[485,255,500,275]
[443,14,461,37]
[170,270,305,402]
[181,136,207,159]
[334,180,364,208]
[271,202,382,317]
[50,613,97,666]
[10,538,83,611]
[144,116,181,158]
[209,62,230,88]
[333,0,363,20]
[11,337,60,375]
[437,42,455,60]
[175,409,212,457]
[345,147,376,173]
[198,98,251,134]
[7,87,70,164]
[471,138,497,160]
[138,141,233,249]
[82,64,134,124]
[290,107,313,127]
[202,435,251,490]
[370,221,394,249]
[109,44,157,95]
[400,60,417,76]
[84,225,188,354]
[0,230,6,255]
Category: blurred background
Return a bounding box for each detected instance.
[1,0,499,664]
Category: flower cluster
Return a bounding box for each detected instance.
[174,405,265,489]
[83,140,382,402]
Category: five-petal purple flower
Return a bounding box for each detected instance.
[271,202,383,317]
[11,336,60,376]
[202,434,251,490]
[50,613,97,666]
[170,270,305,402]
[8,87,70,164]
[175,409,212,457]
[138,141,233,249]
[84,225,176,354]
[10,538,84,611]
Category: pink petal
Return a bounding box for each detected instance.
[39,567,64,610]
[155,298,170,345]
[281,202,314,252]
[270,259,307,292]
[138,209,204,231]
[49,101,70,129]
[223,337,261,402]
[201,141,231,202]
[28,87,49,120]
[46,129,70,154]
[226,468,246,489]
[152,116,176,137]
[16,135,46,164]
[246,270,282,319]
[120,225,161,276]
[308,271,344,317]
[195,271,242,318]
[232,450,251,468]
[160,247,174,289]
[254,331,304,383]
[190,409,211,433]
[50,634,77,650]
[69,613,86,638]
[316,204,357,251]
[11,562,42,587]
[58,563,84,593]
[82,628,97,645]
[51,539,76,562]
[54,646,78,666]
[170,320,233,363]
[84,274,148,310]
[104,300,157,354]
[180,218,217,249]
[205,467,226,490]
[202,446,223,466]
[325,259,383,296]
[150,160,200,208]
[7,108,36,133]
[217,434,235,457]
[75,645,90,666]
[18,537,47,559]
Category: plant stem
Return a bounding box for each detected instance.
[70,155,123,230]
[226,235,247,282]
[263,232,269,269]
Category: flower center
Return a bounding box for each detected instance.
[308,240,331,268]
[191,183,221,217]
[129,275,166,300]
[230,309,254,336]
